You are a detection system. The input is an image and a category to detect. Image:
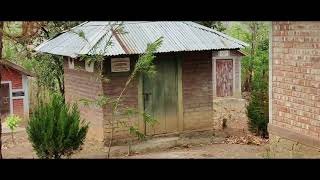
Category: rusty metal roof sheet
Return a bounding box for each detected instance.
[35,21,248,58]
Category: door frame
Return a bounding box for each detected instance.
[1,81,13,115]
[212,54,241,98]
[215,59,234,97]
[137,55,184,135]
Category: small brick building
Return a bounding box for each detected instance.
[269,21,320,152]
[35,21,248,143]
[0,59,33,121]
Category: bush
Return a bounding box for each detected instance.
[247,90,269,138]
[27,93,89,159]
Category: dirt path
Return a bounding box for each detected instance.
[2,131,107,159]
[2,130,269,159]
[125,144,267,159]
[2,131,36,158]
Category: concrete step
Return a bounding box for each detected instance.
[105,137,180,157]
[131,137,179,153]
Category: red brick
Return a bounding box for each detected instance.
[271,21,320,142]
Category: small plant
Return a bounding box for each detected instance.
[125,109,157,156]
[27,93,89,159]
[5,115,21,142]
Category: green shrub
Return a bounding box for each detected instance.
[27,93,89,159]
[247,90,269,138]
[5,114,21,142]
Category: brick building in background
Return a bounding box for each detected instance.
[269,22,320,155]
[0,59,33,121]
[35,21,249,144]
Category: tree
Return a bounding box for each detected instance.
[2,21,83,96]
[27,93,88,159]
[0,21,3,159]
[225,22,269,92]
[225,21,269,137]
[0,21,84,158]
[196,21,226,32]
[30,22,83,96]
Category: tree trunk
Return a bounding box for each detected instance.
[0,21,4,159]
[244,22,257,92]
[0,68,2,159]
[53,56,65,98]
[56,75,65,98]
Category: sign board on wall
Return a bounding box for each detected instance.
[218,50,230,57]
[111,58,130,72]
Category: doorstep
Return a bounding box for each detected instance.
[107,137,180,157]
[108,135,226,158]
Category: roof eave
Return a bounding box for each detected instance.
[0,59,35,77]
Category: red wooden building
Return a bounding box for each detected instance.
[0,59,33,121]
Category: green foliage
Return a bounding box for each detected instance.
[226,22,269,90]
[225,22,249,42]
[79,54,105,65]
[225,22,270,137]
[134,37,163,78]
[196,21,226,32]
[5,114,21,142]
[27,93,89,159]
[142,112,157,127]
[42,21,84,39]
[3,21,83,95]
[77,30,86,40]
[5,115,21,132]
[129,127,145,140]
[247,90,269,138]
[30,54,64,92]
[122,109,157,141]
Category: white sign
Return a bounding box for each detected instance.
[218,50,230,57]
[111,58,130,72]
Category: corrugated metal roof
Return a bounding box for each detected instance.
[35,21,249,58]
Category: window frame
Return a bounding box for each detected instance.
[212,51,241,98]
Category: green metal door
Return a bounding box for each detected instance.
[143,55,178,135]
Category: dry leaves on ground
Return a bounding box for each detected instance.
[223,135,269,146]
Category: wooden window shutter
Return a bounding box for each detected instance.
[216,59,233,97]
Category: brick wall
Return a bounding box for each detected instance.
[270,21,320,147]
[63,58,105,141]
[1,66,23,89]
[182,51,213,130]
[1,66,25,119]
[102,73,139,143]
[102,52,216,142]
[66,51,245,144]
[13,99,24,117]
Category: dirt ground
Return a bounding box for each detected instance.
[125,144,266,159]
[2,130,270,159]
